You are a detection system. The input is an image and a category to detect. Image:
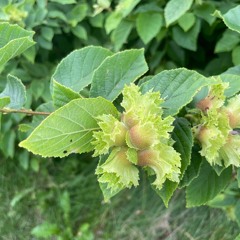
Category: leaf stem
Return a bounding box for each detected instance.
[0,108,51,116]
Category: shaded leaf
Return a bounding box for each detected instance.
[52,80,81,109]
[136,12,163,44]
[186,161,232,207]
[237,168,240,188]
[172,118,193,177]
[172,19,201,51]
[194,2,216,25]
[232,46,240,66]
[214,6,240,34]
[207,193,237,208]
[111,20,133,51]
[179,146,203,188]
[214,29,240,53]
[67,4,88,27]
[105,0,140,33]
[235,200,240,227]
[0,74,26,109]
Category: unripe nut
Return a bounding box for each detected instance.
[127,124,155,150]
[121,113,139,128]
[137,149,157,166]
[196,97,213,112]
[225,110,239,129]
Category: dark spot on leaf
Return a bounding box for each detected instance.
[70,139,73,142]
[63,150,68,154]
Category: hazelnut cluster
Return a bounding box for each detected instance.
[92,84,181,200]
[194,83,240,167]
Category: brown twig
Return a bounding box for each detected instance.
[0,108,51,116]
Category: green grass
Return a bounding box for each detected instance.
[0,155,239,240]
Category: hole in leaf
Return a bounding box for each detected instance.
[63,150,68,154]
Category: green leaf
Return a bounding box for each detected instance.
[232,46,240,66]
[0,97,10,109]
[18,124,33,133]
[220,70,240,97]
[89,13,104,28]
[164,0,193,27]
[235,234,240,240]
[186,161,232,207]
[111,20,133,51]
[153,180,178,207]
[212,165,226,176]
[178,13,195,32]
[0,22,35,67]
[136,12,163,44]
[99,182,122,202]
[172,19,201,51]
[52,80,81,109]
[194,2,216,25]
[67,4,88,27]
[31,80,45,101]
[214,6,240,34]
[19,98,118,158]
[19,150,29,170]
[22,45,36,63]
[134,2,162,14]
[90,49,148,101]
[235,200,240,227]
[237,168,240,188]
[172,118,193,178]
[30,158,39,172]
[207,193,237,208]
[179,146,203,188]
[36,35,52,50]
[71,25,88,40]
[0,130,16,158]
[48,10,68,22]
[41,27,54,42]
[214,29,240,53]
[0,74,26,109]
[114,0,140,17]
[105,0,140,33]
[141,68,209,116]
[52,46,112,92]
[105,12,122,34]
[31,222,60,238]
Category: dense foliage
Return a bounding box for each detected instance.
[1,0,240,239]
